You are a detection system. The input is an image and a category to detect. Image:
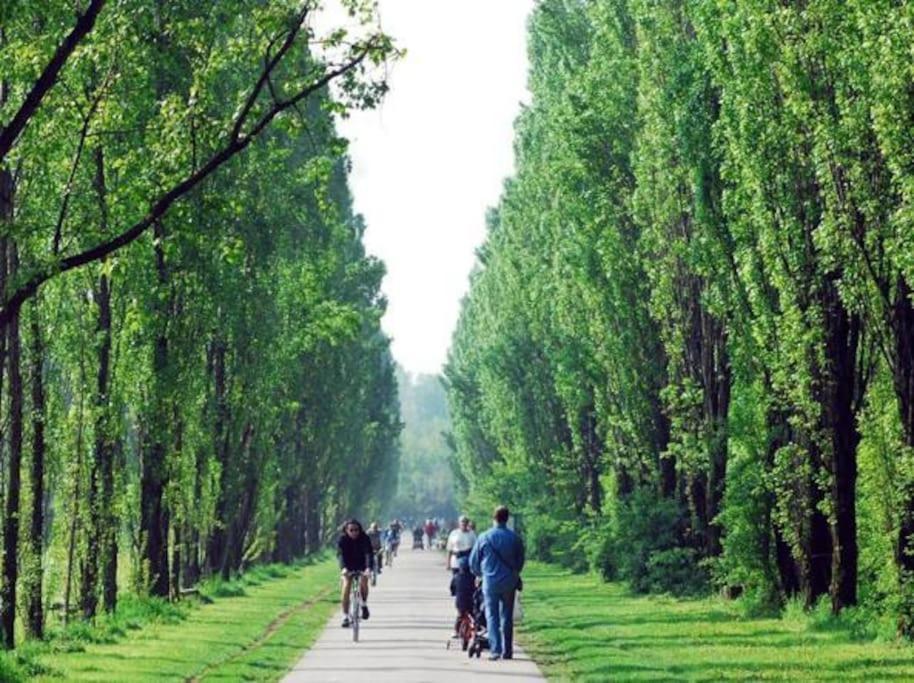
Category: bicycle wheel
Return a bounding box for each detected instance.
[457,615,472,651]
[351,583,360,642]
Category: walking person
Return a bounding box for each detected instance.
[446,515,478,636]
[424,518,437,549]
[469,506,524,661]
[446,515,477,572]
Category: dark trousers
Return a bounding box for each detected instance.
[483,587,516,657]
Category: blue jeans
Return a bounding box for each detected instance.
[483,587,516,657]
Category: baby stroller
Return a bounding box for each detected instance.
[465,585,489,658]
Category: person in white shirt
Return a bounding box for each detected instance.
[446,515,478,571]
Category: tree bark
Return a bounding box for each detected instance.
[893,278,914,634]
[26,302,46,638]
[207,337,230,574]
[0,172,11,645]
[1,241,23,649]
[821,277,861,612]
[764,402,801,598]
[83,146,117,617]
[140,220,170,597]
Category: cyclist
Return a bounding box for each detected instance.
[337,519,373,628]
[367,521,383,575]
[386,519,402,558]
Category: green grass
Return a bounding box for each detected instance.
[2,555,338,682]
[518,562,914,681]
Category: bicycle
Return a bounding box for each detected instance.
[370,550,382,586]
[385,538,398,567]
[345,570,365,642]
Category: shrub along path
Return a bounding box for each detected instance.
[284,546,544,682]
[520,562,914,681]
[32,557,339,682]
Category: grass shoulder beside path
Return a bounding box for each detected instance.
[518,562,914,681]
[15,555,337,682]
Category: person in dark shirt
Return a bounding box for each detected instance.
[449,554,475,636]
[337,519,374,627]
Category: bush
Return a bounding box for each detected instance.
[589,522,618,581]
[646,548,709,596]
[614,489,683,593]
[0,654,26,682]
[525,514,590,573]
[736,583,783,619]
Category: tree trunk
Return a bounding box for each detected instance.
[0,172,11,646]
[1,241,23,649]
[583,403,603,514]
[102,442,118,613]
[26,302,46,639]
[170,414,183,598]
[305,486,321,554]
[893,278,914,634]
[764,401,801,598]
[64,354,87,624]
[140,220,170,597]
[702,309,730,558]
[207,337,230,573]
[821,278,861,612]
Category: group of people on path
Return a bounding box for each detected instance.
[446,506,524,661]
[335,505,524,661]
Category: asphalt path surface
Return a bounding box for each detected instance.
[283,543,545,682]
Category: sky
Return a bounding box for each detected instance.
[320,0,534,375]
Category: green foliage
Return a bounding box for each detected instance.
[613,490,708,596]
[446,0,914,637]
[0,0,402,649]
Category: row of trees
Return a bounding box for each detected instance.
[393,368,457,522]
[0,0,400,648]
[446,0,914,632]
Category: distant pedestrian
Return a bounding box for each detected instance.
[446,515,477,571]
[469,505,524,661]
[424,518,437,549]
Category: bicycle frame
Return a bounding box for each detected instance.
[346,570,363,642]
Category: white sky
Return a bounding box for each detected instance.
[320,1,534,375]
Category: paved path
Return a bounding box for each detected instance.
[283,546,545,682]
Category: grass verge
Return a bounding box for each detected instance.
[518,562,914,681]
[0,555,337,682]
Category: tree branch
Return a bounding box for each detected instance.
[0,0,106,164]
[0,40,379,329]
[53,68,114,255]
[230,3,311,142]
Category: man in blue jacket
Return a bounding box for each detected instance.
[469,505,524,660]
